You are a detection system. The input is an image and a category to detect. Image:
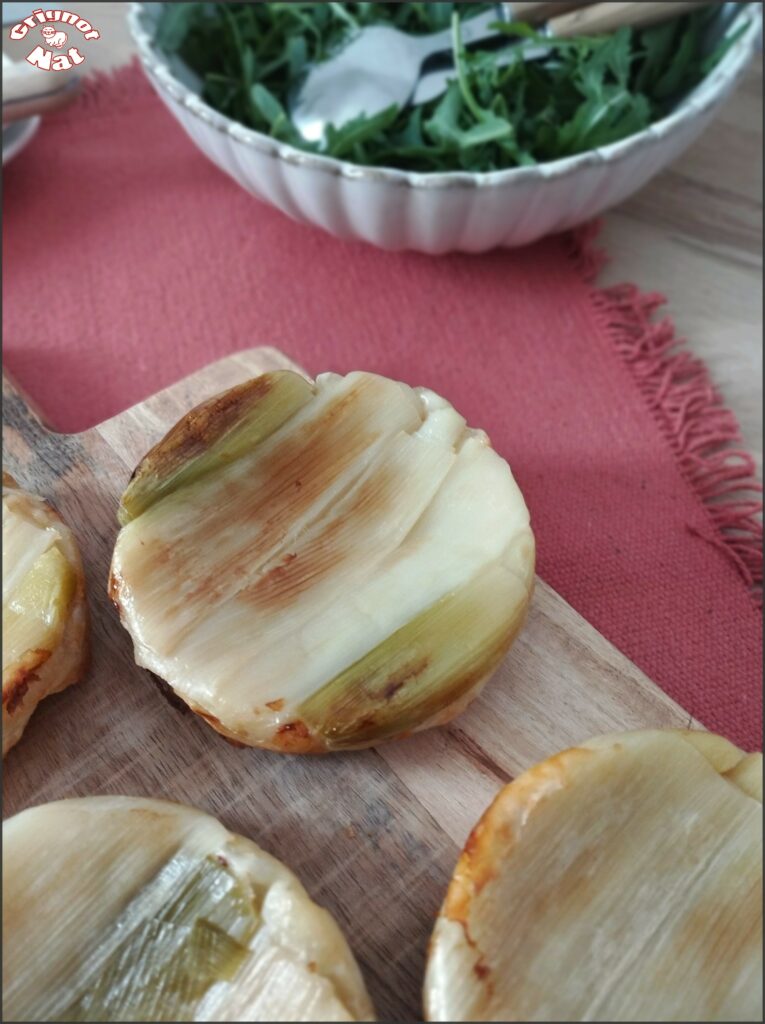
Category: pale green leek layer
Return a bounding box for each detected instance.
[57,855,258,1022]
[2,488,78,681]
[111,371,534,749]
[3,798,375,1022]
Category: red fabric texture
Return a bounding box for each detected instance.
[3,66,762,749]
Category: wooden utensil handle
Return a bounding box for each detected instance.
[2,83,81,125]
[507,2,593,24]
[549,1,710,37]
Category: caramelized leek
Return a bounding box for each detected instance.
[110,371,535,752]
[3,797,375,1022]
[3,546,75,669]
[118,371,314,525]
[59,857,256,1022]
[300,560,528,749]
[2,476,88,756]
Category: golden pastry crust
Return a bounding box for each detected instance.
[425,729,763,1023]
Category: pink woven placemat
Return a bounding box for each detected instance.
[3,66,762,749]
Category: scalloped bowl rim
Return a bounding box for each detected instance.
[128,1,762,190]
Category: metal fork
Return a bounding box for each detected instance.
[290,1,711,144]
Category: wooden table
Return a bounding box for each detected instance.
[5,1,763,473]
[2,10,761,1019]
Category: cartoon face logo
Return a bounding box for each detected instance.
[9,10,101,71]
[41,25,68,48]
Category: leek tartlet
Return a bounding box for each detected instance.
[110,371,535,752]
[2,473,88,756]
[2,796,375,1022]
[425,729,763,1022]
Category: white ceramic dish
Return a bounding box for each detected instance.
[2,116,40,165]
[129,2,762,254]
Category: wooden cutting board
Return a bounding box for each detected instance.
[2,348,697,1022]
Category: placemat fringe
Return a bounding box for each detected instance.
[77,58,155,114]
[569,224,763,606]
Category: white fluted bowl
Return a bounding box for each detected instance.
[129,2,761,254]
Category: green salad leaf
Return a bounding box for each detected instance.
[156,2,744,173]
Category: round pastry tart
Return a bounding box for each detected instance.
[2,473,88,756]
[2,796,375,1022]
[424,729,763,1022]
[110,370,534,752]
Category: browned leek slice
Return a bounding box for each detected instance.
[2,474,88,756]
[110,370,534,751]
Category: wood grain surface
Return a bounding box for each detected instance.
[2,348,698,1022]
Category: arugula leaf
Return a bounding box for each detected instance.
[154,2,201,50]
[251,84,287,129]
[325,105,401,158]
[458,116,514,150]
[634,20,678,94]
[600,27,633,88]
[424,82,463,149]
[157,3,738,174]
[653,17,700,99]
[701,22,748,76]
[286,36,309,79]
[558,88,650,154]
